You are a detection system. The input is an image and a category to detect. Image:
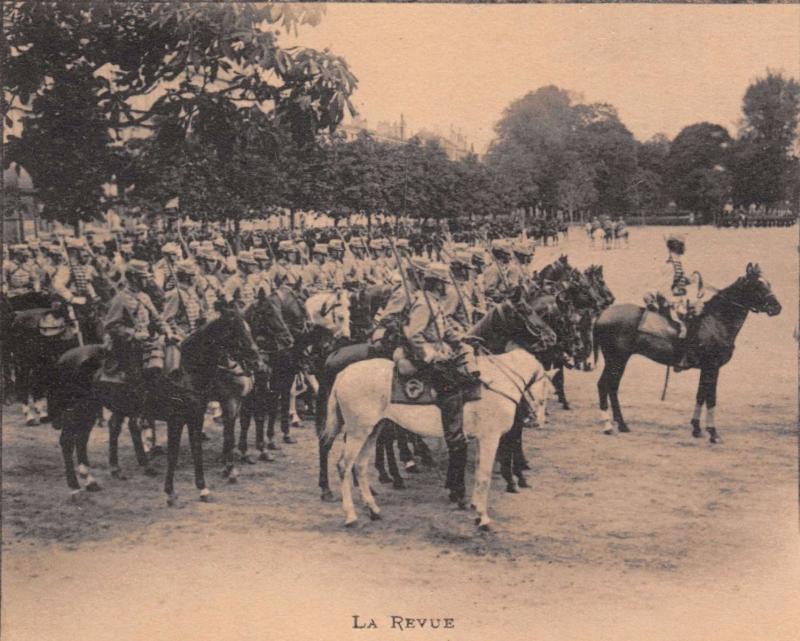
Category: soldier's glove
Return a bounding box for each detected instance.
[71,296,87,305]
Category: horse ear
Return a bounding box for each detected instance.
[746,262,753,275]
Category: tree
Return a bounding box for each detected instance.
[733,71,800,207]
[664,123,733,220]
[3,2,357,223]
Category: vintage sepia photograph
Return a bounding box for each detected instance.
[1,3,798,641]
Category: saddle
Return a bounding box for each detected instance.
[390,352,482,406]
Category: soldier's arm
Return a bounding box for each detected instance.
[103,295,135,337]
[51,265,74,301]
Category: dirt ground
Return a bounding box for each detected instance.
[2,226,798,641]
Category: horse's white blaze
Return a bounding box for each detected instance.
[326,349,544,525]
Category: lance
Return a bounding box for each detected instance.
[176,222,192,258]
[387,238,413,307]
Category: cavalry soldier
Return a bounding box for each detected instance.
[447,251,478,326]
[512,243,535,284]
[196,248,225,318]
[483,240,517,302]
[252,248,274,296]
[223,250,259,311]
[403,263,479,470]
[153,242,182,292]
[4,243,42,298]
[52,238,99,306]
[303,243,334,293]
[372,256,429,346]
[103,259,171,387]
[162,260,206,370]
[660,235,703,370]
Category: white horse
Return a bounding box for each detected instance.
[321,346,547,529]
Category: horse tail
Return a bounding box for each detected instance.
[319,381,343,449]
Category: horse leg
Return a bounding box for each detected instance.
[691,373,706,438]
[221,400,238,483]
[472,434,501,530]
[59,424,81,493]
[374,423,392,484]
[597,359,614,434]
[279,386,293,443]
[396,428,417,473]
[288,378,302,427]
[254,395,272,462]
[108,412,126,479]
[238,395,256,464]
[340,430,366,526]
[553,366,569,410]
[704,368,721,444]
[187,411,210,502]
[266,390,280,450]
[75,420,101,492]
[497,431,517,493]
[165,418,183,506]
[128,416,157,476]
[384,425,405,490]
[355,428,382,521]
[608,355,631,432]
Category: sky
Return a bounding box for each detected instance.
[287,4,800,153]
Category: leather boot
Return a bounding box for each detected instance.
[438,389,468,504]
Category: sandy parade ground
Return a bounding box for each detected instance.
[2,225,798,641]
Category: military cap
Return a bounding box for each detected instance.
[65,238,88,251]
[212,237,227,249]
[513,244,533,257]
[312,243,328,255]
[126,259,150,276]
[175,259,196,275]
[329,239,344,250]
[161,242,181,256]
[252,248,269,262]
[237,251,258,265]
[278,240,296,252]
[369,238,383,250]
[424,262,451,282]
[349,237,365,248]
[395,238,410,249]
[665,235,686,255]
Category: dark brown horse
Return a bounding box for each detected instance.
[48,307,260,503]
[593,263,781,443]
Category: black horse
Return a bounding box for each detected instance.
[594,263,781,443]
[48,307,260,503]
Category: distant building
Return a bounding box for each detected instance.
[2,163,40,243]
[339,115,472,159]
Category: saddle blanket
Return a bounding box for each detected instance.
[390,369,482,405]
[638,310,678,340]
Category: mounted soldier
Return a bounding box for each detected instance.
[153,242,182,293]
[4,243,42,299]
[402,263,480,460]
[162,260,207,372]
[223,251,259,312]
[196,248,225,319]
[483,240,518,302]
[102,259,171,395]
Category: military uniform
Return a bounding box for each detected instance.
[4,247,41,297]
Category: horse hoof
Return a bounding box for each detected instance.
[69,489,86,504]
[369,509,382,522]
[603,425,615,435]
[199,489,212,502]
[517,477,530,489]
[240,453,256,465]
[520,461,531,471]
[617,423,630,433]
[506,483,518,494]
[143,466,158,478]
[166,493,182,508]
[344,517,358,528]
[393,478,406,490]
[561,403,571,410]
[378,473,392,484]
[707,428,721,444]
[85,481,102,492]
[25,418,38,427]
[259,451,275,462]
[320,489,336,503]
[111,468,128,481]
[477,522,492,532]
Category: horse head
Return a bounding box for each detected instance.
[210,304,261,372]
[308,291,351,340]
[742,263,782,316]
[508,299,558,354]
